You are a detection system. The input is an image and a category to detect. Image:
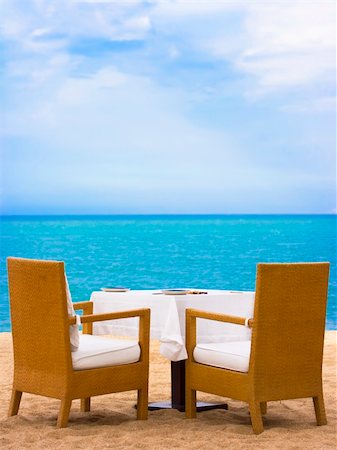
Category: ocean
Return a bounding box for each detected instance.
[1,215,336,331]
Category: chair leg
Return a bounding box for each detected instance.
[260,401,267,415]
[81,398,91,412]
[185,389,197,419]
[137,387,148,420]
[249,401,264,434]
[57,398,72,428]
[8,390,22,416]
[313,395,327,426]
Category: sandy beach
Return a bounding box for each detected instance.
[0,331,336,449]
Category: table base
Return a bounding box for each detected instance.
[147,361,227,412]
[148,401,228,413]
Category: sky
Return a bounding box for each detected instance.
[0,0,336,215]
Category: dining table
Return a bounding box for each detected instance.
[90,289,255,412]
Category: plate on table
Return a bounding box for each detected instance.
[101,287,130,292]
[162,289,190,295]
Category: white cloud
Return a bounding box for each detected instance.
[3,65,236,156]
[55,67,128,106]
[1,0,335,213]
[3,63,334,213]
[152,0,237,17]
[149,1,335,102]
[2,65,245,188]
[4,53,76,89]
[203,2,335,95]
[124,15,151,33]
[1,0,151,52]
[72,0,141,4]
[3,1,335,99]
[282,96,336,114]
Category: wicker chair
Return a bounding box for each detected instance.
[7,257,150,427]
[185,263,330,434]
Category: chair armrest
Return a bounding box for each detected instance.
[72,301,93,333]
[73,301,93,315]
[186,308,253,327]
[69,309,151,364]
[78,308,150,323]
[185,308,253,360]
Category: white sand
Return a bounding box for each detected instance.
[0,331,336,449]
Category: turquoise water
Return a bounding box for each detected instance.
[1,215,336,331]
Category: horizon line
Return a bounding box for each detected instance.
[1,213,336,218]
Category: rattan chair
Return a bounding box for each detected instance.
[185,263,330,434]
[7,257,150,427]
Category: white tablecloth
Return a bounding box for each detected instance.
[90,289,255,362]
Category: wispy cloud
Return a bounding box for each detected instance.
[1,0,336,214]
[152,1,335,101]
[238,3,335,95]
[3,1,335,100]
[1,0,151,52]
[282,97,336,114]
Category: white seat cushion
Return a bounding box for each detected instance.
[193,340,251,373]
[72,335,141,370]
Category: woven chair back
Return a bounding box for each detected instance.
[249,263,329,398]
[7,257,72,378]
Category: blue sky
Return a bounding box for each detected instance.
[1,0,336,214]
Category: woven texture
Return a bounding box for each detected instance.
[185,263,330,434]
[7,257,150,427]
